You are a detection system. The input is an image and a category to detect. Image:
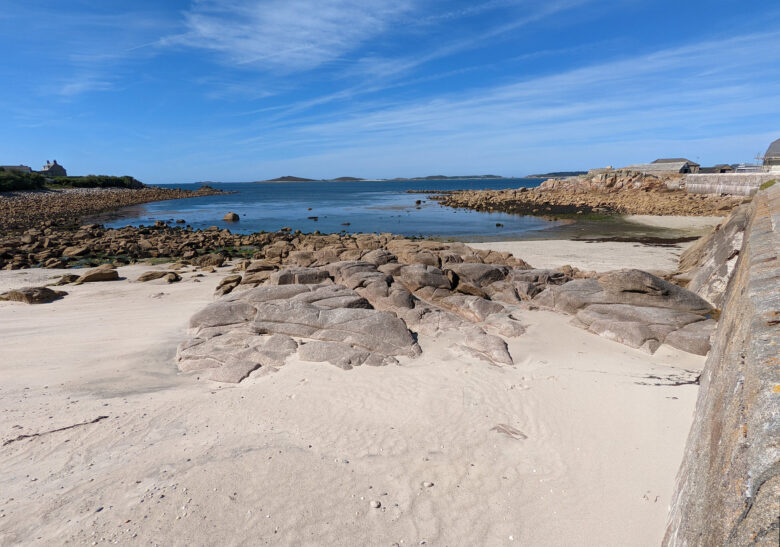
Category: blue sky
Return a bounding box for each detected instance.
[1,0,779,183]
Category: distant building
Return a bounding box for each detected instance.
[0,164,33,173]
[623,161,693,174]
[651,158,700,173]
[763,138,780,173]
[735,163,763,173]
[699,164,735,174]
[40,159,66,177]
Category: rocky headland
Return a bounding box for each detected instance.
[0,185,227,232]
[430,170,745,216]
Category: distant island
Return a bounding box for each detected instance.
[526,170,587,178]
[259,176,320,182]
[387,174,505,181]
[255,174,515,183]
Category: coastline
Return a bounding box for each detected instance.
[0,186,226,232]
[0,178,745,544]
[0,243,704,545]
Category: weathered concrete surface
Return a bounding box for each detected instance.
[684,173,776,196]
[664,184,780,546]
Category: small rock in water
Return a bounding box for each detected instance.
[370,500,381,509]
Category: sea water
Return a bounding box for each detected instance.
[95,178,708,242]
[98,179,555,240]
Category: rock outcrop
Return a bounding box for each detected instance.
[179,235,724,383]
[177,239,555,380]
[0,286,67,304]
[178,283,422,382]
[675,203,751,308]
[430,171,744,217]
[137,270,181,283]
[75,263,119,284]
[534,269,715,354]
[664,184,779,546]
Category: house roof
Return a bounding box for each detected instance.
[625,162,689,173]
[652,158,700,166]
[765,138,780,159]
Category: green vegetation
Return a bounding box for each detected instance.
[48,175,144,189]
[0,169,144,192]
[0,168,46,191]
[759,179,776,191]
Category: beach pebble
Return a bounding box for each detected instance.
[370,500,381,509]
[422,481,434,488]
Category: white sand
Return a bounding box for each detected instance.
[623,215,722,230]
[0,257,703,546]
[470,239,693,272]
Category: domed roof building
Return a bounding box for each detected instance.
[764,138,780,172]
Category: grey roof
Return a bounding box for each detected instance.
[652,158,700,166]
[765,138,780,159]
[624,162,689,173]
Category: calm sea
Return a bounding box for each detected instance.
[98,179,556,241]
[95,178,710,242]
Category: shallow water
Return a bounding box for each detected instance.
[95,179,715,241]
[98,179,558,240]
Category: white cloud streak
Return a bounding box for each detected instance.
[58,76,115,97]
[221,30,780,174]
[168,0,417,71]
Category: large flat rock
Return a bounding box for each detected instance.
[179,283,421,382]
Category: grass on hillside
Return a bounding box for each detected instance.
[759,179,776,191]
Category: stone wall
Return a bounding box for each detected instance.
[684,173,776,196]
[663,184,779,546]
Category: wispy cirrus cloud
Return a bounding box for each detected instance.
[222,30,780,173]
[58,76,115,97]
[166,0,417,71]
[234,0,593,120]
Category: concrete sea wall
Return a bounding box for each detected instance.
[684,173,776,196]
[664,184,779,545]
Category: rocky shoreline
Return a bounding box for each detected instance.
[0,185,227,232]
[0,222,536,272]
[429,171,746,217]
[3,206,737,368]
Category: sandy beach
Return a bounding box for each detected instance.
[470,216,721,272]
[470,239,690,272]
[0,240,705,546]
